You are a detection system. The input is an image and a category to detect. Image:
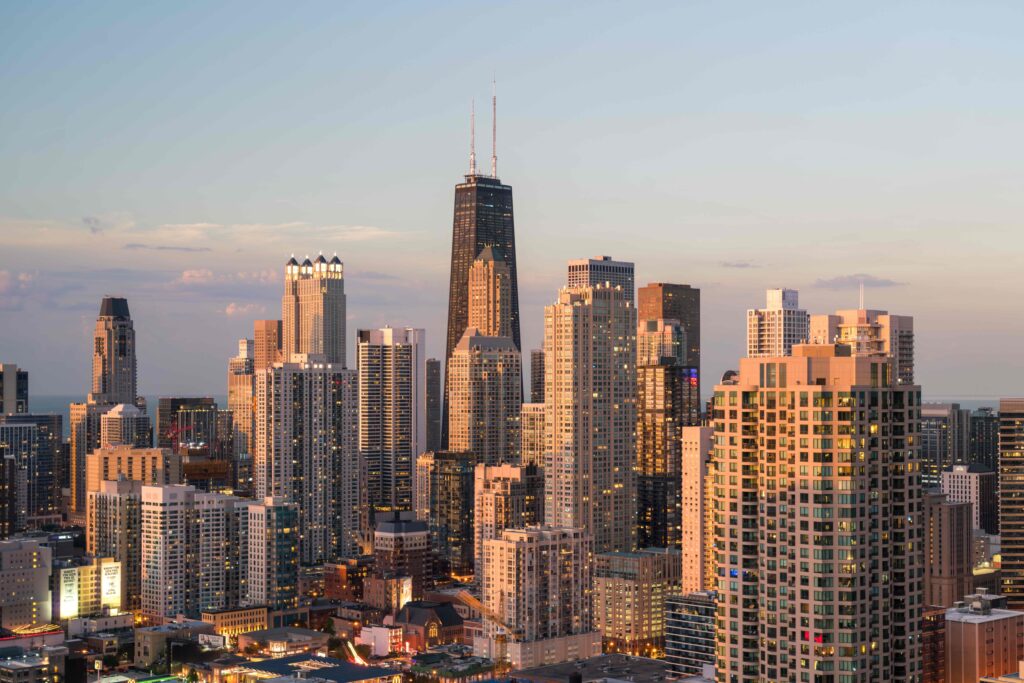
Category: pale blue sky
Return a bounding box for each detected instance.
[1,1,1022,398]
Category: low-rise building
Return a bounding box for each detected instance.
[0,646,67,683]
[235,627,329,658]
[208,653,400,683]
[200,606,269,641]
[947,594,1024,683]
[356,625,404,657]
[134,618,215,670]
[393,601,464,651]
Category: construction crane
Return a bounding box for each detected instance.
[455,590,520,663]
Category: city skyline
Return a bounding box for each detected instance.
[3,2,1024,399]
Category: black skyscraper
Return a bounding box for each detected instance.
[442,173,521,445]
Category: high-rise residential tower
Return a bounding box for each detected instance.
[920,402,971,486]
[970,407,1000,469]
[425,358,441,453]
[943,464,998,534]
[924,491,974,607]
[473,462,543,580]
[447,331,521,465]
[0,413,61,527]
[746,288,809,357]
[712,344,922,682]
[680,426,711,594]
[467,247,513,338]
[519,402,545,467]
[254,358,359,562]
[544,283,636,553]
[636,318,700,549]
[475,527,601,669]
[567,256,635,304]
[253,319,282,372]
[89,297,137,405]
[529,350,544,404]
[443,140,521,447]
[638,283,701,370]
[999,398,1024,606]
[810,307,915,384]
[227,339,255,459]
[281,254,346,366]
[0,364,29,415]
[357,327,426,522]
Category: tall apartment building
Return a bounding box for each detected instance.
[0,413,61,527]
[281,254,346,366]
[920,402,971,486]
[473,463,543,581]
[681,426,712,594]
[99,403,150,450]
[139,484,248,620]
[89,297,137,405]
[0,364,29,415]
[567,256,635,303]
[157,397,220,457]
[519,403,545,467]
[943,464,999,534]
[227,339,255,460]
[809,307,915,385]
[70,297,145,521]
[711,344,922,682]
[357,328,426,521]
[246,497,300,611]
[746,288,809,357]
[636,318,700,549]
[87,479,142,611]
[443,170,522,449]
[999,398,1024,606]
[0,453,18,538]
[664,591,716,678]
[373,513,431,600]
[426,359,441,453]
[0,539,52,629]
[475,527,601,669]
[253,319,282,372]
[85,446,182,504]
[970,407,1000,470]
[253,359,359,562]
[946,595,1024,683]
[421,451,477,578]
[544,284,636,553]
[638,282,701,384]
[593,548,681,656]
[529,350,545,404]
[925,491,974,607]
[447,331,521,465]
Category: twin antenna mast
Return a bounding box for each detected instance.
[469,79,498,178]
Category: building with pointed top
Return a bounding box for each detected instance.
[282,254,347,367]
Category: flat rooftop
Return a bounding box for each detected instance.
[513,654,675,683]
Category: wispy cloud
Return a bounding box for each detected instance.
[81,212,136,236]
[224,302,266,317]
[82,216,103,234]
[124,243,212,253]
[814,273,905,290]
[173,269,279,287]
[720,261,759,269]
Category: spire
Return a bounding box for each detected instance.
[859,279,865,310]
[491,78,497,177]
[469,98,477,176]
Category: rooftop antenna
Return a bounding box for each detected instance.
[859,279,865,310]
[491,77,497,177]
[469,98,477,176]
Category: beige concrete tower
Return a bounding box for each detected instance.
[473,462,543,578]
[593,548,681,657]
[467,247,513,338]
[544,284,636,553]
[810,307,915,384]
[475,527,601,669]
[447,331,521,465]
[680,426,711,594]
[924,491,974,607]
[712,344,922,683]
[252,319,282,372]
[89,297,137,405]
[281,254,346,367]
[519,402,545,467]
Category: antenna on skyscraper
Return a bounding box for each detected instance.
[469,98,477,176]
[859,279,865,310]
[491,78,497,178]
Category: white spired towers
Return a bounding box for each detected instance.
[282,254,347,366]
[544,282,637,553]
